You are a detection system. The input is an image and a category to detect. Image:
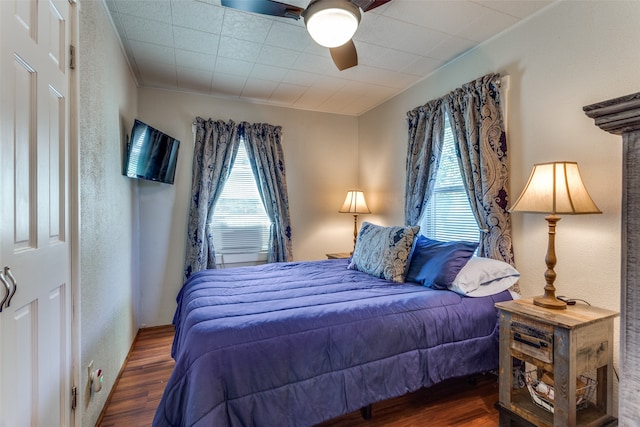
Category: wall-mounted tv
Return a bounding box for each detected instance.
[123,119,180,185]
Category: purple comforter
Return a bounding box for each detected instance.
[153,259,511,427]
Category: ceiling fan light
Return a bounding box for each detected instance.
[304,1,361,48]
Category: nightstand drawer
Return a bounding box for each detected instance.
[511,314,553,364]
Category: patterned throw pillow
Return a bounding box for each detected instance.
[348,222,420,283]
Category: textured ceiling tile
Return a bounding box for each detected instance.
[256,45,300,68]
[294,84,340,110]
[336,81,400,115]
[355,41,423,71]
[119,14,175,47]
[357,15,448,56]
[301,39,329,56]
[423,34,476,62]
[347,65,417,89]
[250,63,289,82]
[384,1,485,35]
[138,61,178,88]
[214,57,255,77]
[106,0,553,115]
[217,36,263,61]
[211,72,247,97]
[318,88,359,113]
[268,83,307,105]
[171,0,225,34]
[173,26,221,53]
[177,66,213,92]
[456,7,520,42]
[474,0,553,19]
[291,52,338,75]
[129,40,176,66]
[401,55,444,76]
[265,21,312,51]
[283,69,320,86]
[221,8,274,43]
[175,49,216,70]
[241,78,279,100]
[112,0,173,23]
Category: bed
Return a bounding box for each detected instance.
[153,228,519,427]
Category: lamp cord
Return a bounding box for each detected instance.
[557,296,591,306]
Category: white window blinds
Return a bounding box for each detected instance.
[419,116,480,243]
[210,141,271,254]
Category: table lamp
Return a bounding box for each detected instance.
[339,190,370,251]
[510,162,601,309]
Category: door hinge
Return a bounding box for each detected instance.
[69,45,75,70]
[71,386,78,410]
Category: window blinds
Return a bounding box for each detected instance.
[210,141,271,254]
[420,116,480,243]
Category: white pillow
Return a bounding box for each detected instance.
[448,256,520,297]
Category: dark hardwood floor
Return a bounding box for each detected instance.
[97,326,501,426]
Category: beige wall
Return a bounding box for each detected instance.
[136,88,359,326]
[78,1,138,425]
[359,1,640,413]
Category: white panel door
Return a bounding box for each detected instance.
[0,0,73,426]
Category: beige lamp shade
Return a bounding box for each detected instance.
[339,190,371,214]
[339,190,370,252]
[510,162,601,215]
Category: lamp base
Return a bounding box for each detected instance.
[533,295,567,310]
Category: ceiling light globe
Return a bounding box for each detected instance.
[303,0,361,48]
[306,8,359,47]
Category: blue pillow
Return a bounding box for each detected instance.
[405,236,478,289]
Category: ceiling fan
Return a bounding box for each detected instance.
[221,0,392,71]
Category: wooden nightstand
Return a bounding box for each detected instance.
[326,252,351,259]
[495,299,618,427]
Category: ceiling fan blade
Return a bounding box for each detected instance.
[221,0,304,20]
[351,0,392,12]
[330,39,358,71]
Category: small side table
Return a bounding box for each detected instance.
[496,298,618,426]
[326,252,351,259]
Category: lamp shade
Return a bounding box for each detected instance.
[339,190,370,214]
[510,162,601,215]
[303,0,361,48]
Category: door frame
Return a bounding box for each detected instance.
[68,0,79,425]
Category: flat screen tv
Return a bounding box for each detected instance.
[123,119,180,184]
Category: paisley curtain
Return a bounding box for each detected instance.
[240,122,293,264]
[445,73,515,267]
[184,118,239,279]
[404,98,445,226]
[405,73,516,291]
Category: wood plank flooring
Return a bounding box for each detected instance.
[97,326,176,427]
[97,326,501,426]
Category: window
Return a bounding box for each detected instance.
[419,115,479,242]
[210,140,272,258]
